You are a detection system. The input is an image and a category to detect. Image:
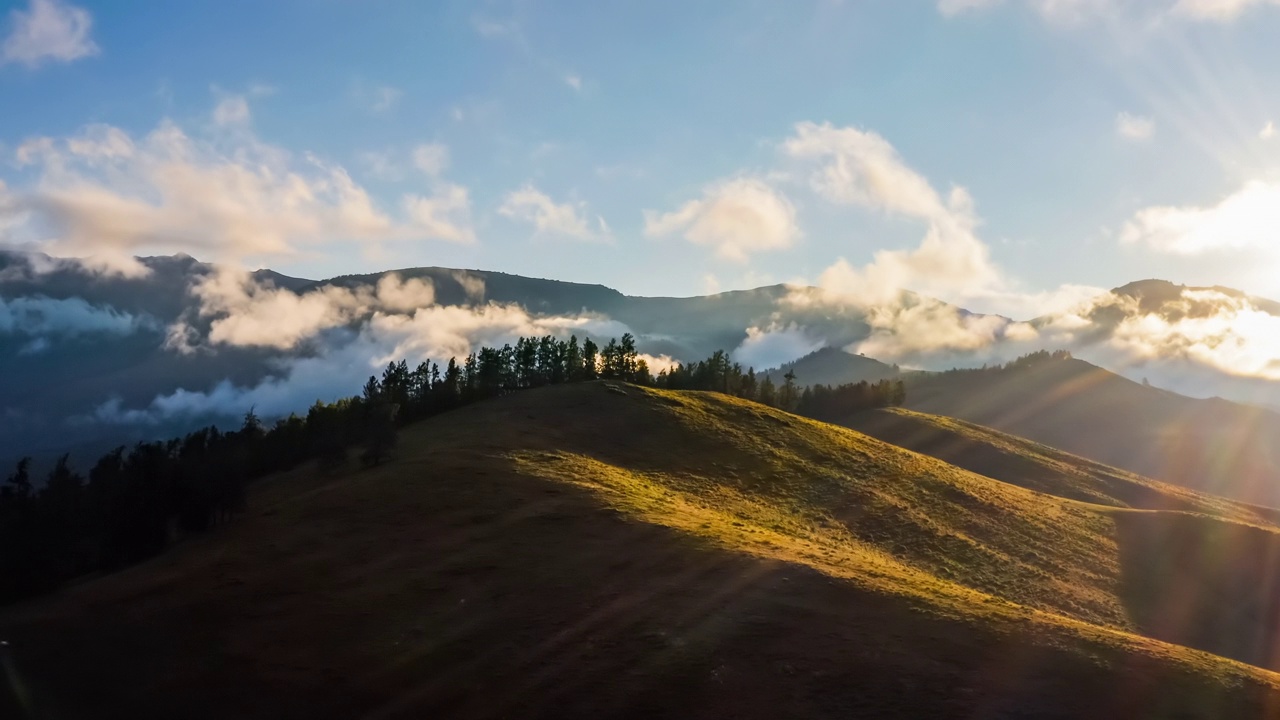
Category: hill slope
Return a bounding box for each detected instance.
[840,407,1280,524]
[763,347,900,388]
[904,355,1280,507]
[4,383,1280,718]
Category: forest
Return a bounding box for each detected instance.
[0,333,904,604]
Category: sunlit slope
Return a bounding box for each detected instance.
[905,356,1280,506]
[480,384,1280,670]
[840,407,1280,525]
[6,382,1280,718]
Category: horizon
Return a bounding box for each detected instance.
[3,0,1280,463]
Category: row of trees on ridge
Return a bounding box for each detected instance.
[0,333,904,604]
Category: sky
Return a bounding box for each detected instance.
[3,0,1280,316]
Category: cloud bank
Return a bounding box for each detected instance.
[0,295,149,337]
[97,270,639,424]
[0,107,475,276]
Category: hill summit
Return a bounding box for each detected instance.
[764,347,900,388]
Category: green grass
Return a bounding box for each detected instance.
[5,381,1280,718]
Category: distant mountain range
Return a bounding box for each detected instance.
[5,250,1280,485]
[900,353,1280,507]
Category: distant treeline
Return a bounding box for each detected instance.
[927,350,1075,378]
[0,334,903,603]
[654,348,906,418]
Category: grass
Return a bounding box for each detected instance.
[841,407,1280,524]
[4,381,1280,718]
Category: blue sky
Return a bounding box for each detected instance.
[3,0,1280,312]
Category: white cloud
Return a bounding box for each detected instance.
[939,0,1280,23]
[565,74,583,91]
[964,283,1108,319]
[1116,112,1155,141]
[733,323,825,369]
[702,274,721,295]
[101,293,635,424]
[212,96,251,127]
[403,184,476,244]
[783,122,946,218]
[359,150,401,181]
[173,268,439,352]
[371,86,402,113]
[1102,289,1280,379]
[500,185,602,240]
[1119,180,1280,255]
[782,122,1001,305]
[1,0,98,68]
[938,0,1005,18]
[0,295,149,336]
[852,297,1014,362]
[1020,288,1280,386]
[644,177,799,262]
[638,352,680,374]
[1261,121,1275,140]
[1172,0,1280,21]
[412,143,450,177]
[937,0,1120,23]
[0,113,476,274]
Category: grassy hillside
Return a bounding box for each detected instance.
[840,407,1280,524]
[905,355,1280,507]
[4,383,1280,718]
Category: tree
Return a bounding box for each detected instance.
[362,375,381,403]
[565,335,583,381]
[780,370,799,411]
[4,458,31,500]
[758,375,778,406]
[360,402,399,468]
[582,338,599,380]
[242,407,263,437]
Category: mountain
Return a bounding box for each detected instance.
[5,382,1280,718]
[902,353,1280,507]
[8,249,1280,488]
[1024,278,1280,409]
[0,252,886,466]
[763,347,900,387]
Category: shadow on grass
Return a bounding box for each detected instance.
[1114,511,1280,670]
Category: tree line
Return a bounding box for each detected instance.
[0,332,903,604]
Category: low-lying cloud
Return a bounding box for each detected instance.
[0,295,150,337]
[732,323,825,370]
[97,271,643,424]
[170,269,438,352]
